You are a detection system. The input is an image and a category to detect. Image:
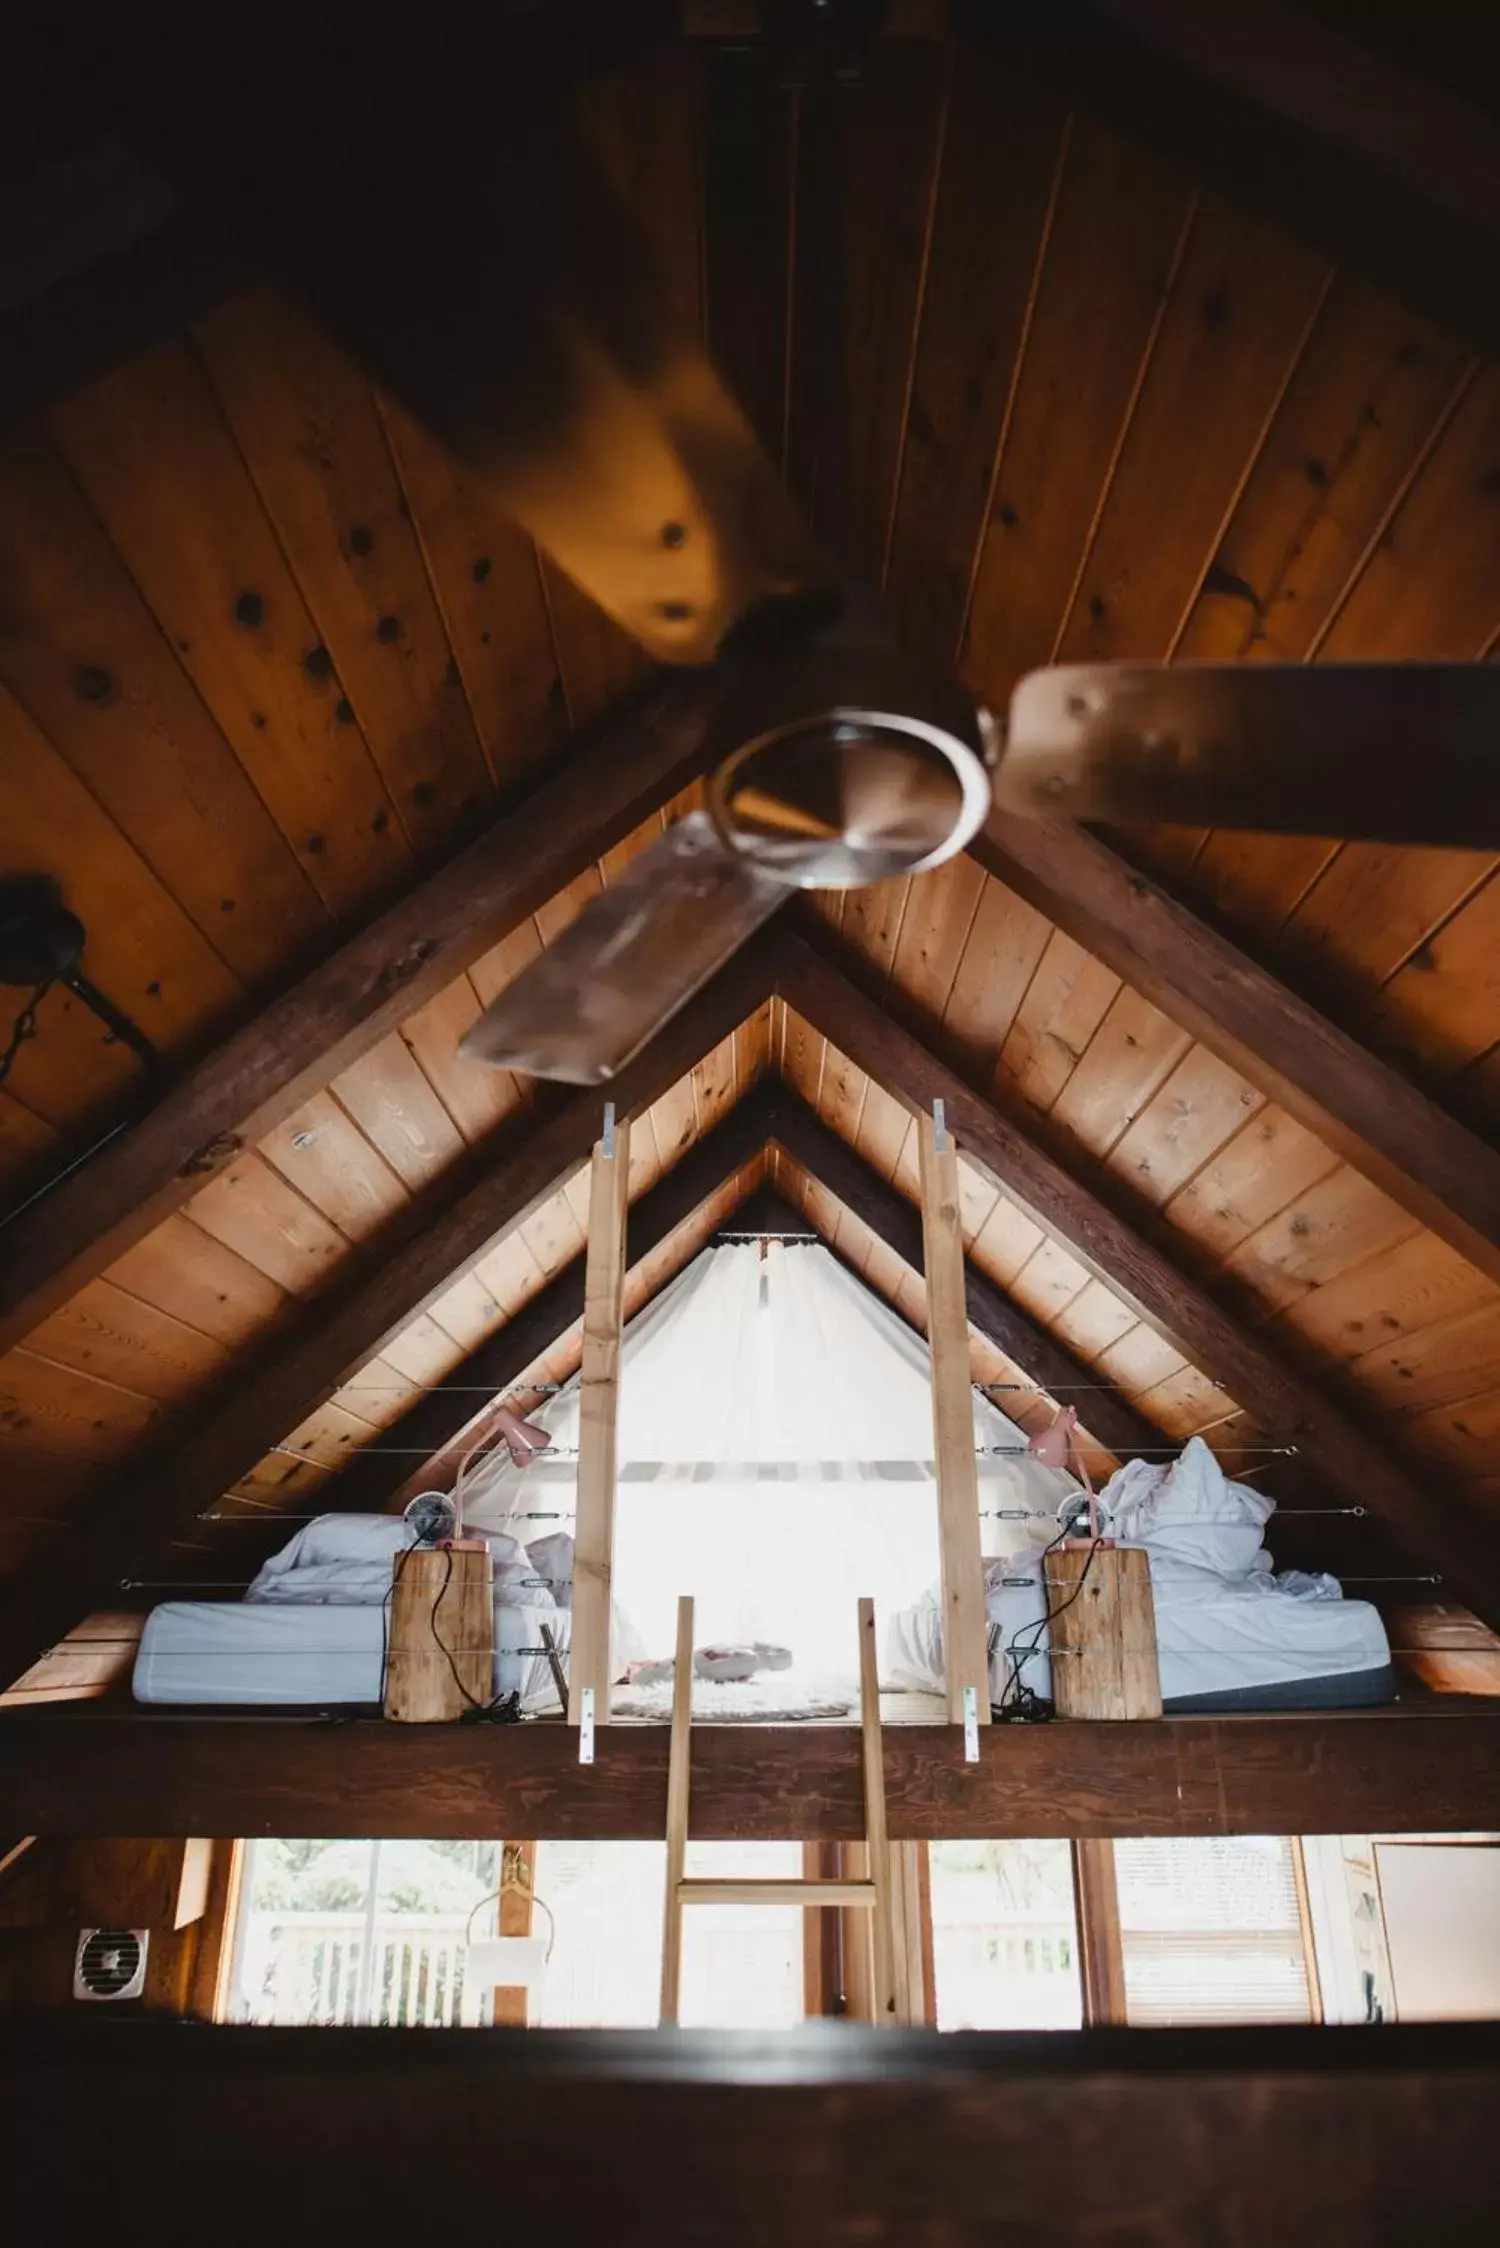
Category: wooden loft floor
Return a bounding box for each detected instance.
[4,1698,1498,1843]
[0,21,1497,1701]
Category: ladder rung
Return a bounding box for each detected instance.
[675,1878,877,1908]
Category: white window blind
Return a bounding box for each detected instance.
[1113,1837,1315,2027]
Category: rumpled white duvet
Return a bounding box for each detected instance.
[132,1515,581,1710]
[884,1437,1393,1711]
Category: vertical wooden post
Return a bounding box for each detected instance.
[918,1107,991,1728]
[188,1840,246,2023]
[569,1109,631,1725]
[1043,1546,1162,1718]
[492,1841,537,2028]
[802,1841,841,2016]
[1073,1838,1129,2025]
[659,1594,696,2026]
[858,1597,900,2026]
[886,1841,930,2028]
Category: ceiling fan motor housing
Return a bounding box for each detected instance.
[705,642,996,888]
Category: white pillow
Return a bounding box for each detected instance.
[526,1533,574,1607]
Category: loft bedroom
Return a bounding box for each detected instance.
[0,2,1497,2238]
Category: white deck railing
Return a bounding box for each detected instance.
[236,1912,491,2028]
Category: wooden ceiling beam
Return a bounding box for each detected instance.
[0,678,714,1358]
[766,1090,1160,1462]
[776,931,1500,1626]
[1015,0,1500,358]
[315,1086,780,1521]
[1078,2,1500,242]
[11,2016,1500,2243]
[971,811,1500,1292]
[0,937,779,1697]
[3,1702,1495,1840]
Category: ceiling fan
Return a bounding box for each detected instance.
[113,0,1498,1083]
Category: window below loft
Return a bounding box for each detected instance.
[226,1835,805,2029]
[228,1838,504,2027]
[927,1839,1083,2030]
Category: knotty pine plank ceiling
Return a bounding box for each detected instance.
[0,29,1497,1595]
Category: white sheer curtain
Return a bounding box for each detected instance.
[462,1243,1033,1671]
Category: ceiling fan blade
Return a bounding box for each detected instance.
[997,663,1500,847]
[460,816,785,1084]
[124,27,837,668]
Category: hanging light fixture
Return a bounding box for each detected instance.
[0,874,159,1089]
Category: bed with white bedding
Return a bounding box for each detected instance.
[884,1438,1396,1714]
[133,1599,569,1710]
[132,1514,572,1712]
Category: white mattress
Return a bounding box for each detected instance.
[133,1599,569,1713]
[885,1551,1393,1711]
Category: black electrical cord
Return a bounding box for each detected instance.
[427,1545,522,1726]
[378,1541,519,1723]
[996,1532,1107,1723]
[0,981,49,1090]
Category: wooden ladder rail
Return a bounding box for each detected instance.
[658,1594,899,2025]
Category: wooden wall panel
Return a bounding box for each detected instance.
[702,43,795,464]
[20,1284,230,1408]
[1052,198,1331,667]
[258,1095,410,1242]
[50,342,414,919]
[1173,276,1472,667]
[787,38,948,581]
[0,686,242,1128]
[0,1097,60,1205]
[883,45,1068,663]
[1144,365,1500,1104]
[962,116,1193,709]
[577,43,704,348]
[0,423,328,988]
[102,1217,290,1350]
[997,929,1121,1118]
[184,1157,348,1297]
[375,392,564,789]
[0,1350,164,1465]
[193,290,495,860]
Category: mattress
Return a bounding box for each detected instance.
[133,1599,569,1713]
[885,1555,1395,1713]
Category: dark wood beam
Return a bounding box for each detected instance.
[766,1090,1160,1463]
[772,1100,1397,1571]
[0,675,714,1357]
[1084,1,1500,238]
[775,932,1500,1627]
[971,811,1500,1292]
[312,1087,779,1518]
[3,1702,1496,1840]
[1011,0,1500,359]
[0,939,779,1697]
[9,2015,1500,2245]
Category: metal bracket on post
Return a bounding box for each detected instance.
[932,1097,948,1152]
[579,1685,596,1766]
[962,1684,980,1764]
[601,1100,616,1160]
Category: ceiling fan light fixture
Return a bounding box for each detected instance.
[708,708,991,888]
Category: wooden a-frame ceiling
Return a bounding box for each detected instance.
[0,20,1498,1698]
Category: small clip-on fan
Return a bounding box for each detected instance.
[403,1490,459,1547]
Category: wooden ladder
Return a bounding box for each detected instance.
[658,1593,900,2026]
